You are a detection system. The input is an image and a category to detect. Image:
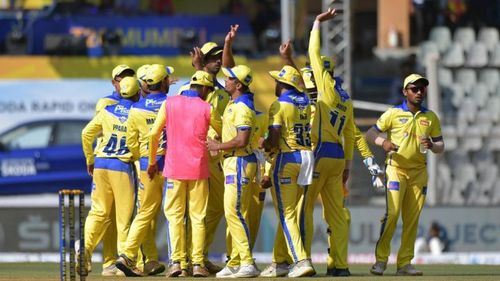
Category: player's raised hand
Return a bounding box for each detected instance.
[279,40,292,60]
[190,46,203,70]
[225,24,239,44]
[316,8,337,22]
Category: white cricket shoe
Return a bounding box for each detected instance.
[259,263,289,277]
[370,261,387,275]
[232,264,260,278]
[287,259,315,277]
[215,266,239,278]
[396,264,423,276]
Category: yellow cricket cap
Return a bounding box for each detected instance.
[112,64,134,79]
[119,77,140,98]
[300,66,316,90]
[200,42,223,56]
[321,56,334,72]
[144,64,175,85]
[136,64,150,81]
[403,73,429,89]
[269,65,304,92]
[190,70,214,87]
[222,65,253,86]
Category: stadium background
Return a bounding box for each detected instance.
[1,0,500,269]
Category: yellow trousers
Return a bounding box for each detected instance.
[203,156,225,260]
[375,165,427,268]
[100,203,118,269]
[223,155,257,267]
[164,179,208,266]
[122,169,164,262]
[301,156,348,268]
[84,159,135,261]
[226,177,266,264]
[270,152,308,264]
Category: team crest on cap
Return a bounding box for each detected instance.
[244,75,252,84]
[278,69,287,77]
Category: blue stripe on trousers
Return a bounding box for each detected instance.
[236,157,251,243]
[273,153,299,262]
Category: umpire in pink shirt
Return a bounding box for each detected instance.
[148,70,220,277]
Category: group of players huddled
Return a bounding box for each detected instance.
[79,8,444,278]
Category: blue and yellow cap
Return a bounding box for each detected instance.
[222,65,253,86]
[269,65,304,92]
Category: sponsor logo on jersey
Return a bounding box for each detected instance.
[145,99,163,108]
[399,118,409,124]
[166,181,174,189]
[280,177,292,184]
[420,119,430,126]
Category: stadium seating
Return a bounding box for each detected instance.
[421,28,500,205]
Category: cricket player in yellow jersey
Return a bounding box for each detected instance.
[259,42,315,278]
[301,9,355,277]
[80,77,140,275]
[206,64,260,278]
[366,74,444,276]
[148,70,219,278]
[301,62,385,274]
[192,42,230,273]
[91,64,135,276]
[115,64,174,277]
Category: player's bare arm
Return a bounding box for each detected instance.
[206,129,250,151]
[222,24,239,68]
[366,127,398,153]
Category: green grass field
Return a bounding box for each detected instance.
[0,263,499,281]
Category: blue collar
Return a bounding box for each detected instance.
[332,77,350,102]
[233,92,256,112]
[395,100,428,113]
[180,90,201,98]
[278,89,309,107]
[119,98,135,107]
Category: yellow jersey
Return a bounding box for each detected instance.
[222,93,256,157]
[269,89,312,152]
[374,101,443,169]
[354,125,374,159]
[126,92,167,162]
[82,99,135,165]
[251,110,268,150]
[95,92,121,113]
[308,29,354,160]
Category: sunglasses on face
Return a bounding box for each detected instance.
[405,86,426,93]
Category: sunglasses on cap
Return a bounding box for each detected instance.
[405,86,426,93]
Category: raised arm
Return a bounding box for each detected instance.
[279,40,305,90]
[308,8,337,100]
[222,24,239,68]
